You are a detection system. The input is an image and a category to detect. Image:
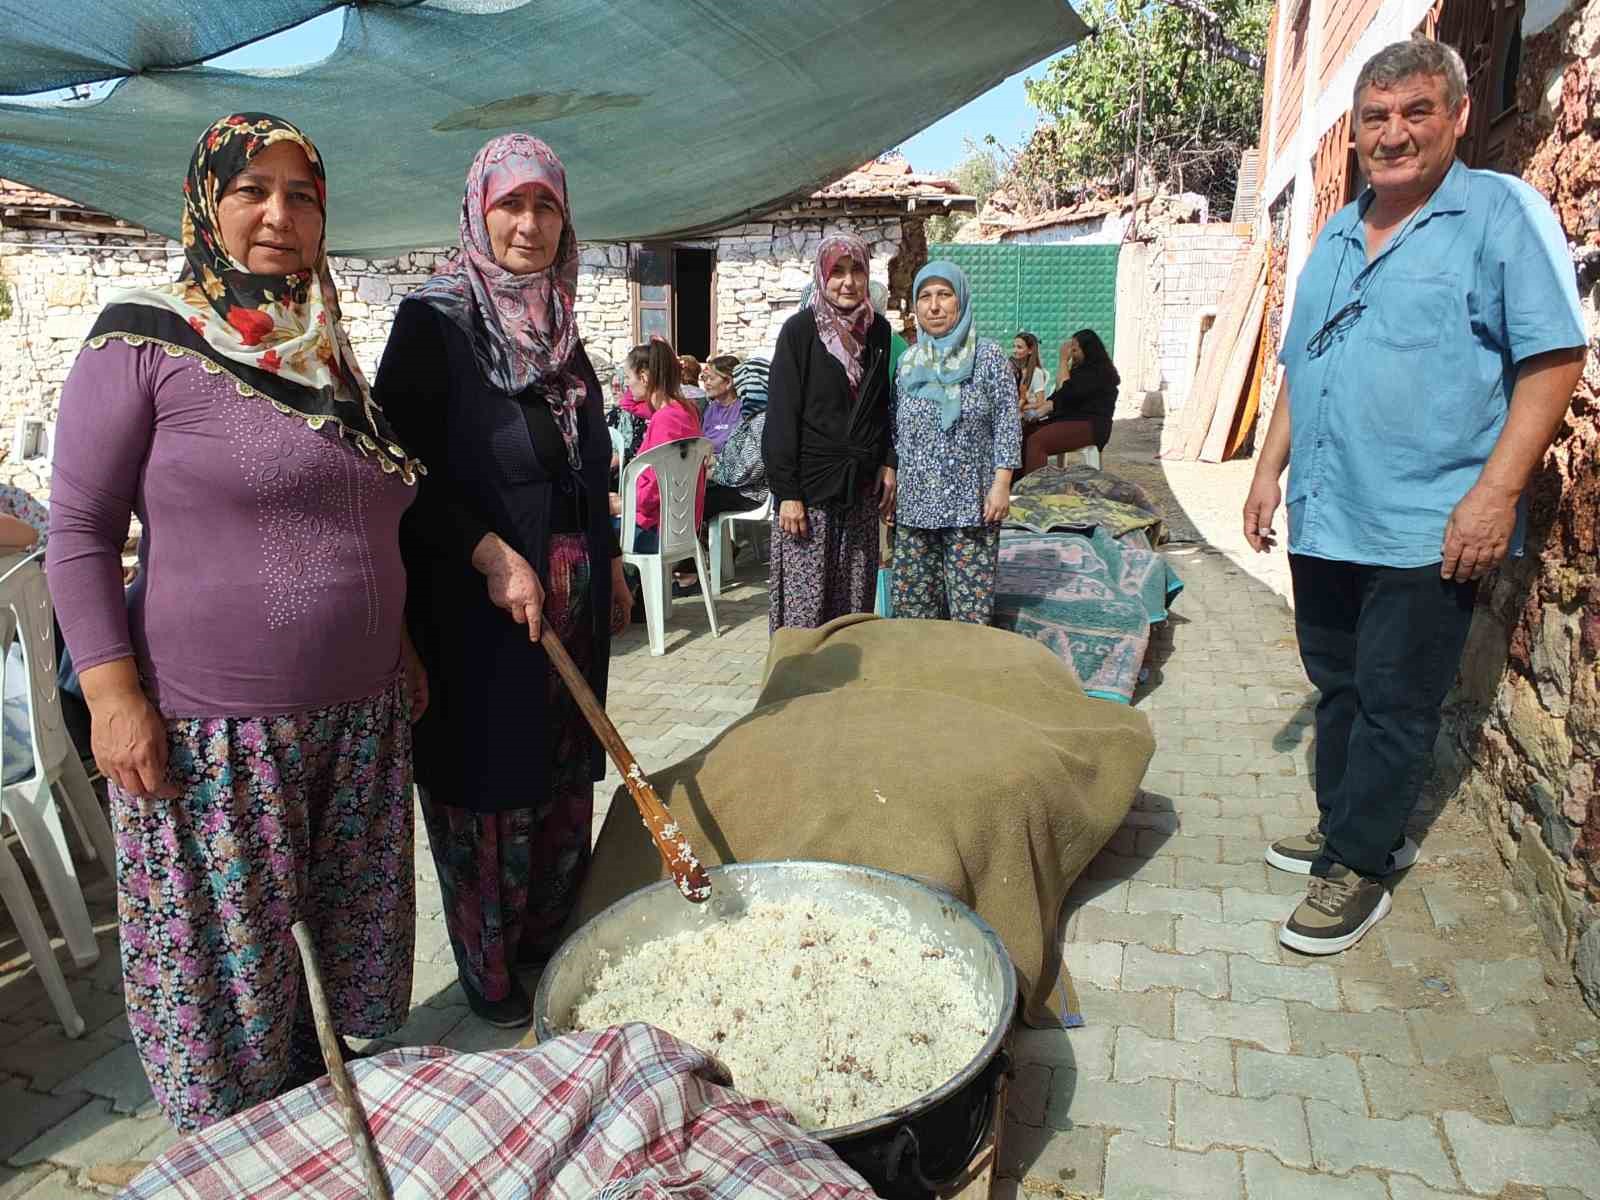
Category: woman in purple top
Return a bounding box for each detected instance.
[699,355,743,453]
[46,114,426,1133]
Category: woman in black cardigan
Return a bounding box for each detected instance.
[762,234,895,631]
[1020,328,1120,477]
[376,135,629,1029]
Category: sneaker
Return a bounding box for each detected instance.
[1279,865,1392,955]
[1265,828,1419,875]
[461,974,532,1029]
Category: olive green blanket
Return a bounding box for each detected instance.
[572,614,1154,1027]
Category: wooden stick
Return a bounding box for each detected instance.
[290,921,394,1200]
[540,626,713,903]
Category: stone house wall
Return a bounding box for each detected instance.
[0,214,900,498]
[710,217,900,360]
[1436,0,1600,1014]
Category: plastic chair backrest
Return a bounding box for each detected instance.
[619,437,711,561]
[0,558,72,779]
[608,424,626,470]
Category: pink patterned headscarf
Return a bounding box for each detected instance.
[809,234,874,392]
[410,134,585,466]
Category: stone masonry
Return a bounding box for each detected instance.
[1436,0,1600,1015]
[0,214,900,500]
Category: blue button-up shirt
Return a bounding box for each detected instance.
[1278,160,1586,568]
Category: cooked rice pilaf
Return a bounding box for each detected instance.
[566,901,991,1130]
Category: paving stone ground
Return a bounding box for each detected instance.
[0,416,1595,1198]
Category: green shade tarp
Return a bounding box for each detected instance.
[0,1,1087,253]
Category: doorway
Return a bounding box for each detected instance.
[630,242,717,357]
[673,247,714,360]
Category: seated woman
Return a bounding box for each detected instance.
[699,354,743,455]
[677,354,709,410]
[1019,328,1119,479]
[609,340,705,554]
[1012,331,1050,417]
[673,362,771,592]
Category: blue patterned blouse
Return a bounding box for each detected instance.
[892,339,1022,529]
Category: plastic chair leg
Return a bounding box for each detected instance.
[1082,445,1102,469]
[56,755,115,873]
[712,520,738,598]
[638,556,667,656]
[708,520,726,599]
[0,834,84,1038]
[691,540,721,639]
[2,777,99,968]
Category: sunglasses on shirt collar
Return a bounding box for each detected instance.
[1306,299,1366,358]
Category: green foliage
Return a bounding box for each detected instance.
[0,274,11,323]
[927,140,1004,242]
[1013,0,1270,217]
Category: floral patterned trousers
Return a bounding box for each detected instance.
[891,524,1001,625]
[418,535,596,1003]
[113,679,416,1133]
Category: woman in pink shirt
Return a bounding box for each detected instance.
[609,340,704,553]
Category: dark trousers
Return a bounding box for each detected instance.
[1289,554,1477,880]
[703,483,762,522]
[1020,418,1097,477]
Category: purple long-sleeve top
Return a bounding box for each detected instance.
[700,397,743,453]
[46,339,415,718]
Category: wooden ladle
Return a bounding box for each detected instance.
[540,626,712,903]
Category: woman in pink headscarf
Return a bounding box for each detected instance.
[761,234,896,631]
[376,135,629,1029]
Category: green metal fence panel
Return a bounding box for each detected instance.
[929,243,1119,362]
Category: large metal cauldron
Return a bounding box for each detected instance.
[533,861,1017,1199]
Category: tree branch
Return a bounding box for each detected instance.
[1157,0,1266,74]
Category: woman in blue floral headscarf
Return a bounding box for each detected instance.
[890,260,1021,624]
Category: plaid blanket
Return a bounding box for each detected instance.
[124,1024,875,1200]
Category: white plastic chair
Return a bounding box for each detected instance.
[0,551,116,1037]
[708,493,772,597]
[620,437,720,656]
[608,424,626,473]
[1049,445,1102,470]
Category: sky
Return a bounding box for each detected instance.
[208,10,1064,175]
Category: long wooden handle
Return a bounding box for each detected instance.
[291,922,394,1200]
[540,626,712,903]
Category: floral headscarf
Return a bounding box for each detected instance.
[88,113,418,480]
[809,234,875,392]
[409,134,586,468]
[898,260,978,431]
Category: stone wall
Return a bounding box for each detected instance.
[1437,0,1600,1014]
[710,216,900,356]
[0,213,900,497]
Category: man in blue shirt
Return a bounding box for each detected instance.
[1243,38,1586,956]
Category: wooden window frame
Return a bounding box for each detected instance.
[630,241,674,346]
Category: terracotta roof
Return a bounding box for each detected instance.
[0,179,80,210]
[811,159,970,201]
[957,188,1207,242]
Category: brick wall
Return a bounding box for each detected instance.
[1153,225,1254,413]
[1320,0,1388,92]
